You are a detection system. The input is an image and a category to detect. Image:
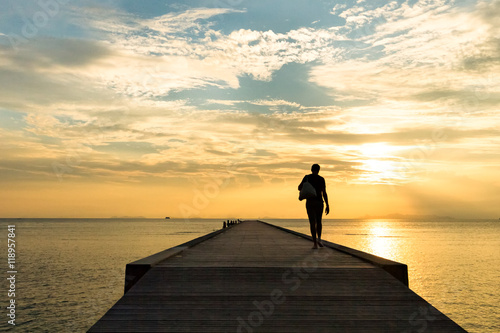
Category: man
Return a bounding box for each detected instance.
[298,164,330,249]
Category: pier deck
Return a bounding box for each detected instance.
[88,220,466,332]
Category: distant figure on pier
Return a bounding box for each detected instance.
[223,221,227,229]
[298,164,330,249]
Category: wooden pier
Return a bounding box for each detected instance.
[88,220,467,332]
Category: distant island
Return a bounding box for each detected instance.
[360,213,456,220]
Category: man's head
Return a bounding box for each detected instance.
[311,164,320,174]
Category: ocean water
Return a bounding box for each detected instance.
[0,218,498,332]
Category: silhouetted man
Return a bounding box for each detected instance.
[298,164,330,249]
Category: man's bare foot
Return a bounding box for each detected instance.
[318,240,324,247]
[312,243,318,249]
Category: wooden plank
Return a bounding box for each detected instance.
[97,304,453,320]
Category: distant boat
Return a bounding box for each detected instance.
[165,217,170,219]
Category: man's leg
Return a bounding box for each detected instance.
[316,202,324,246]
[306,200,318,247]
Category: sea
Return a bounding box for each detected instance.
[0,218,498,332]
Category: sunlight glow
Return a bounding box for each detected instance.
[358,159,401,184]
[358,143,401,158]
[351,143,407,184]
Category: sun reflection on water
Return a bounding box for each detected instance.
[366,220,400,260]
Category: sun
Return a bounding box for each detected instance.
[354,143,406,184]
[358,143,399,158]
[363,159,396,174]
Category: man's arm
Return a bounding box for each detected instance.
[323,186,330,215]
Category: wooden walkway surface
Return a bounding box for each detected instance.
[88,221,466,332]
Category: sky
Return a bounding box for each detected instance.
[0,0,499,219]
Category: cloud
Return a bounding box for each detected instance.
[205,99,241,106]
[7,37,111,68]
[0,38,117,111]
[460,1,500,70]
[331,4,347,15]
[70,6,348,92]
[283,125,500,146]
[250,99,302,108]
[144,7,246,34]
[308,0,500,118]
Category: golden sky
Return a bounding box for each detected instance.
[0,0,499,218]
